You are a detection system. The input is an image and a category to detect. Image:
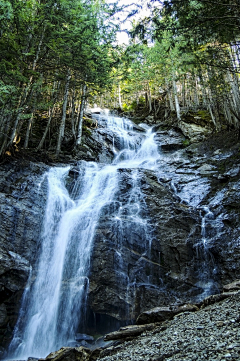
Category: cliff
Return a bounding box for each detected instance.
[0,114,240,357]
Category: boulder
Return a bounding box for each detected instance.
[178,121,212,143]
[42,347,91,361]
[136,304,199,325]
[154,129,186,151]
[200,292,239,307]
[223,280,240,292]
[197,163,217,175]
[136,307,174,325]
[104,324,157,341]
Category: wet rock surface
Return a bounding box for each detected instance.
[0,160,49,348]
[87,128,240,325]
[1,119,240,354]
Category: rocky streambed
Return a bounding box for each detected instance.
[40,287,240,361]
[99,291,240,361]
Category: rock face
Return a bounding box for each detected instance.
[87,168,202,327]
[0,120,240,355]
[86,127,240,330]
[0,160,48,349]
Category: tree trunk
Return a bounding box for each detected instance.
[56,70,71,157]
[0,114,12,157]
[24,113,34,149]
[227,71,240,117]
[182,75,186,108]
[37,81,60,151]
[4,29,45,155]
[118,83,122,110]
[147,82,152,112]
[166,79,175,111]
[76,82,87,147]
[71,82,77,140]
[172,78,181,121]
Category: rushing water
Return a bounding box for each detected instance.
[8,113,219,359]
[8,115,161,359]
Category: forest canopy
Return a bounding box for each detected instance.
[0,0,240,159]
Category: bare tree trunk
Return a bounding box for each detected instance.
[76,82,87,147]
[166,79,175,111]
[194,77,199,107]
[207,67,220,130]
[56,70,71,157]
[198,72,208,107]
[71,81,76,140]
[147,82,152,112]
[118,83,122,110]
[24,113,34,149]
[0,114,12,156]
[223,103,234,128]
[227,71,240,117]
[37,81,60,151]
[182,75,186,107]
[172,78,181,121]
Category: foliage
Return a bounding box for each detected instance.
[0,0,119,157]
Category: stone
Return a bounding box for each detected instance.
[1,118,240,354]
[104,324,157,341]
[200,292,239,307]
[136,304,199,325]
[0,160,48,349]
[0,304,8,327]
[136,307,175,325]
[198,163,217,175]
[76,334,95,344]
[223,280,240,292]
[178,121,212,143]
[42,346,91,361]
[154,129,187,152]
[176,304,199,314]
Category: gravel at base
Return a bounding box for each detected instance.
[97,292,240,361]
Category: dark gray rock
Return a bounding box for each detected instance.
[41,346,91,361]
[1,123,240,355]
[96,292,240,361]
[154,129,187,151]
[136,304,199,325]
[0,160,48,348]
[104,324,157,341]
[223,280,240,292]
[82,128,116,163]
[87,168,204,325]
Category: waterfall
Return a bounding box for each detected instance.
[8,113,220,359]
[8,115,161,359]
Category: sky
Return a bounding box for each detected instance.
[112,0,152,44]
[112,0,161,44]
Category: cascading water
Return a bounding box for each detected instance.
[7,113,222,359]
[194,205,221,298]
[8,115,161,359]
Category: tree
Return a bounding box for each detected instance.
[0,0,118,158]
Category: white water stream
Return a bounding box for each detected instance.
[8,113,219,359]
[8,115,161,359]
